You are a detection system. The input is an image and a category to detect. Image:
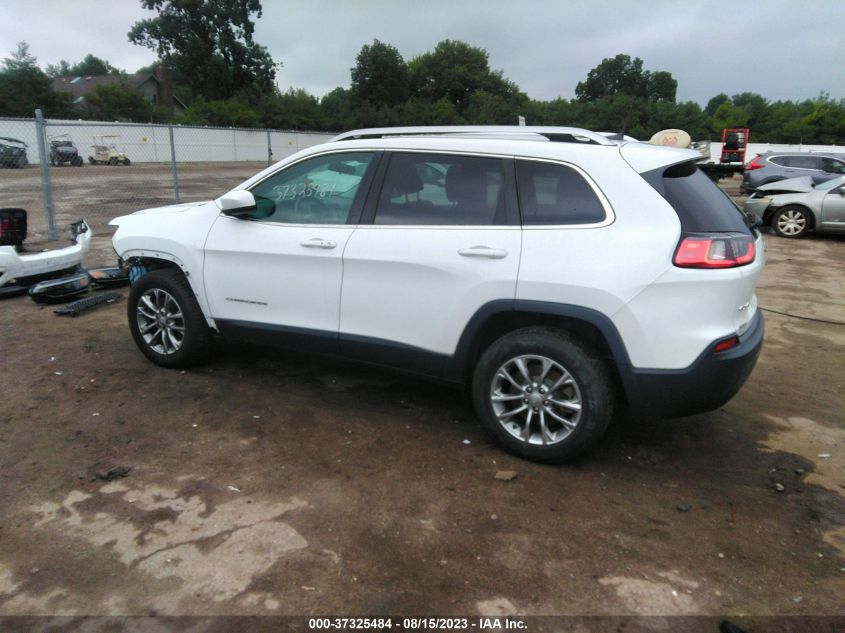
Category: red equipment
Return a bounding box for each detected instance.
[720,128,749,164]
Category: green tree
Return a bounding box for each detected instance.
[260,88,325,130]
[575,54,675,102]
[350,40,409,110]
[128,0,279,103]
[82,82,153,121]
[46,54,122,78]
[320,87,353,131]
[408,40,523,116]
[176,95,261,127]
[704,93,730,116]
[0,41,73,117]
[709,102,750,137]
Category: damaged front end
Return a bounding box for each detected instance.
[0,219,92,294]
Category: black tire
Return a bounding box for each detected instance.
[73,156,83,166]
[124,158,131,166]
[471,327,614,463]
[88,157,95,165]
[127,269,212,368]
[109,157,118,166]
[771,205,811,238]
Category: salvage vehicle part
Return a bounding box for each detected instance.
[54,291,121,316]
[29,271,90,304]
[0,220,91,289]
[87,266,130,288]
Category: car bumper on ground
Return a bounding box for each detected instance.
[627,310,764,419]
[0,219,91,288]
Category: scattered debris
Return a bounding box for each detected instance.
[54,291,121,316]
[462,439,471,445]
[0,284,28,299]
[794,468,805,475]
[719,620,750,633]
[494,470,518,482]
[86,267,130,288]
[676,504,692,513]
[227,485,241,493]
[301,586,316,591]
[2,218,91,297]
[93,465,132,482]
[817,453,831,459]
[717,552,725,559]
[792,596,803,603]
[774,483,785,492]
[30,271,90,304]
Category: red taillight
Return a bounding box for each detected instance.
[0,217,9,237]
[745,156,764,171]
[674,234,756,269]
[713,336,739,353]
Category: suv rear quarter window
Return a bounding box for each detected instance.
[515,160,607,225]
[643,161,751,233]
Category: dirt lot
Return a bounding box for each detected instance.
[0,165,844,630]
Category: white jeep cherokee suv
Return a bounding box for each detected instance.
[111,126,765,463]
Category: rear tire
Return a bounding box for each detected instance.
[471,327,614,463]
[127,269,211,368]
[109,157,118,166]
[772,205,811,238]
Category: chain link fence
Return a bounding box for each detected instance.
[0,112,334,241]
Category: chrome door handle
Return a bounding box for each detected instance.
[458,246,508,259]
[301,238,337,249]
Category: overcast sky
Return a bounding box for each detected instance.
[1,0,842,105]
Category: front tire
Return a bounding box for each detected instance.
[472,327,614,463]
[772,205,811,238]
[127,269,211,368]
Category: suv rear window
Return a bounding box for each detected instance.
[786,155,820,169]
[375,153,505,225]
[516,160,606,225]
[642,161,750,233]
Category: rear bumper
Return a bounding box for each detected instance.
[626,310,764,419]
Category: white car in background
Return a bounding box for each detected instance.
[111,126,765,463]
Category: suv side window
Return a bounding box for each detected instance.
[769,156,788,167]
[516,160,606,225]
[249,152,374,224]
[374,153,505,225]
[786,155,821,170]
[822,157,845,174]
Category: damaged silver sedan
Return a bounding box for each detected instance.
[744,175,845,238]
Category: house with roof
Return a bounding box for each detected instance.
[51,65,186,114]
